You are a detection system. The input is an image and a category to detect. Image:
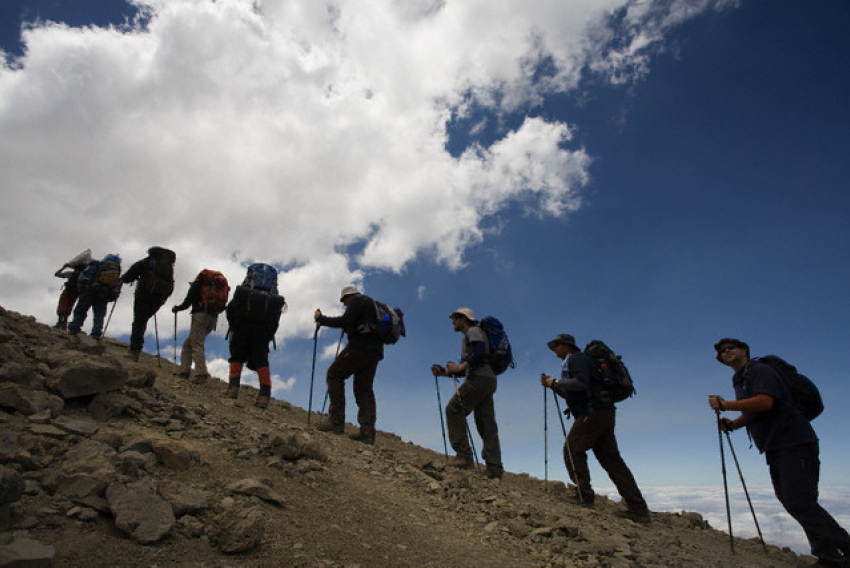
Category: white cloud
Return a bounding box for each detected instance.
[0,0,732,337]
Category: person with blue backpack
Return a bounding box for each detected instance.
[431,308,504,479]
[541,333,650,523]
[67,254,122,339]
[225,263,285,408]
[710,338,850,566]
[313,285,384,444]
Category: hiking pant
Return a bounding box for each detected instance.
[228,321,272,371]
[767,442,850,564]
[326,347,382,437]
[129,294,168,352]
[566,407,647,512]
[180,311,217,375]
[57,287,78,318]
[446,374,503,475]
[68,293,107,337]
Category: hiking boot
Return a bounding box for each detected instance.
[192,373,209,383]
[449,456,474,470]
[348,432,375,445]
[316,421,344,434]
[618,508,651,525]
[486,468,503,479]
[255,394,269,409]
[175,371,190,380]
[68,328,79,336]
[225,385,239,399]
[126,350,141,362]
[568,489,595,508]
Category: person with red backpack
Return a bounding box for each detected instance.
[710,338,850,566]
[172,269,230,383]
[121,247,176,361]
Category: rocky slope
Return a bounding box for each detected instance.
[0,304,811,567]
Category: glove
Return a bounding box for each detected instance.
[719,417,736,432]
[171,305,180,313]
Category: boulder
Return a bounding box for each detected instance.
[211,506,265,554]
[0,384,63,417]
[151,440,198,471]
[226,478,285,507]
[0,534,55,567]
[48,358,127,399]
[106,482,176,544]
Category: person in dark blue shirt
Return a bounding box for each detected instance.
[542,333,649,523]
[710,338,850,567]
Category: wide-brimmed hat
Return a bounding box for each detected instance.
[339,285,360,302]
[547,334,578,352]
[714,338,749,362]
[449,308,476,323]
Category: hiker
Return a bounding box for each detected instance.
[541,333,650,523]
[431,308,504,479]
[710,338,850,566]
[172,270,230,383]
[67,254,122,339]
[120,247,176,361]
[53,250,91,329]
[313,285,384,444]
[225,263,284,408]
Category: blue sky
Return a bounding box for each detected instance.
[2,0,849,554]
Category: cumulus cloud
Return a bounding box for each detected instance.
[0,0,733,339]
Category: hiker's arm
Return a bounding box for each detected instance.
[462,340,487,368]
[710,393,774,413]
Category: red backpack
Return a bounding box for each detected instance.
[197,270,230,314]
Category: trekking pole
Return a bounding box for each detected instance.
[552,390,582,503]
[101,297,119,341]
[451,376,479,467]
[433,374,449,460]
[724,429,767,552]
[307,324,319,427]
[544,385,549,485]
[320,329,345,414]
[154,313,162,368]
[716,409,735,554]
[173,312,177,364]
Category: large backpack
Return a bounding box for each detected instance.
[745,355,823,421]
[196,269,230,315]
[584,340,635,403]
[81,254,122,301]
[358,298,406,345]
[478,316,515,375]
[229,263,286,324]
[139,247,176,298]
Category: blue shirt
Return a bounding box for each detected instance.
[733,361,817,453]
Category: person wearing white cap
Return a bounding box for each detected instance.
[313,285,384,444]
[432,307,504,479]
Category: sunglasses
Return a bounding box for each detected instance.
[718,345,739,354]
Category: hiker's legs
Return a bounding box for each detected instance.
[768,442,850,564]
[468,378,502,474]
[446,377,484,460]
[90,300,108,337]
[130,298,153,352]
[68,294,93,333]
[182,311,215,374]
[590,408,648,512]
[351,350,381,437]
[326,347,358,428]
[565,414,604,501]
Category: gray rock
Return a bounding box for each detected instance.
[158,481,212,516]
[48,357,127,399]
[52,415,99,437]
[150,439,198,471]
[211,506,265,554]
[126,369,156,389]
[0,384,64,417]
[226,479,285,507]
[0,534,55,567]
[87,392,142,421]
[106,482,176,544]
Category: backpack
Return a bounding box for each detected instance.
[138,247,176,298]
[81,254,122,301]
[746,355,824,421]
[478,316,515,375]
[228,263,286,325]
[359,299,406,345]
[196,269,230,315]
[583,340,635,403]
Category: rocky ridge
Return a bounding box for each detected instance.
[0,304,810,567]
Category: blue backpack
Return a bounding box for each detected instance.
[79,254,122,301]
[478,316,515,375]
[228,263,285,325]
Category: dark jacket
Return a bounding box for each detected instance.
[317,293,383,356]
[173,280,203,314]
[554,351,612,417]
